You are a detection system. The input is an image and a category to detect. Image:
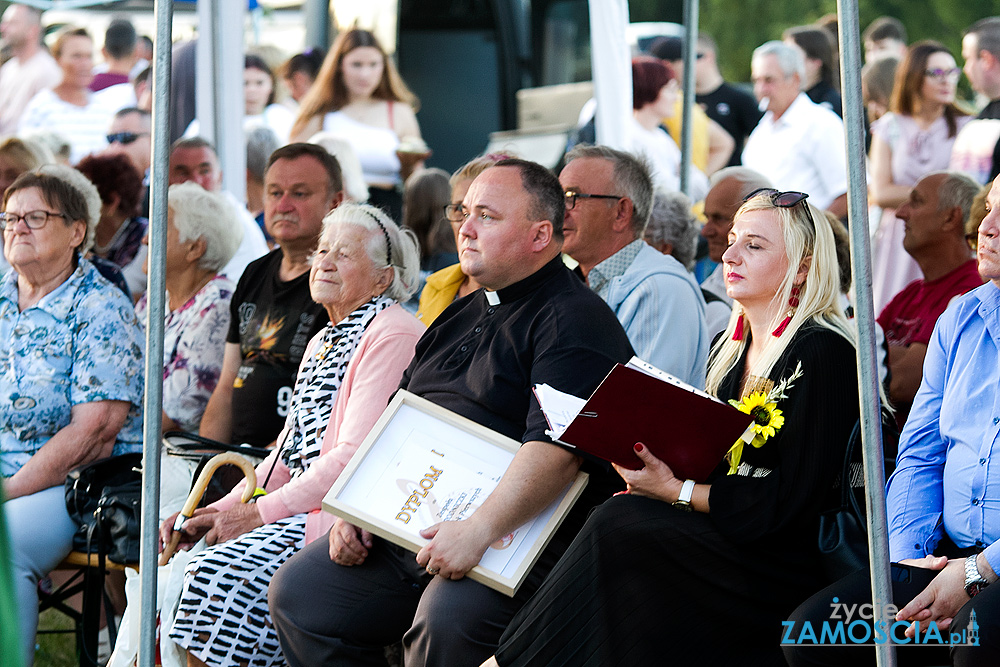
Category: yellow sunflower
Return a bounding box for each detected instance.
[726,392,786,473]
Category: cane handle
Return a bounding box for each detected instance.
[158,452,259,565]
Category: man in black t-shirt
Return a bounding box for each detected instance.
[691,34,763,167]
[199,144,343,446]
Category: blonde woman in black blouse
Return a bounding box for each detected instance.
[486,189,863,666]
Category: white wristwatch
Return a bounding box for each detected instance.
[672,479,696,512]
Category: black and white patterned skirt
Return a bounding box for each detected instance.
[168,514,306,667]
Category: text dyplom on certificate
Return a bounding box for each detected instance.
[360,427,530,572]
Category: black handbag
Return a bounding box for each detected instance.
[817,420,869,581]
[64,452,143,565]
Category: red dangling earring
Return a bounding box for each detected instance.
[771,285,801,337]
[732,310,745,341]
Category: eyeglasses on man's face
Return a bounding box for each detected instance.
[0,210,67,230]
[563,190,622,210]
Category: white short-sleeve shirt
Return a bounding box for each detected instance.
[742,93,848,210]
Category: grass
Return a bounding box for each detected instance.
[35,608,79,667]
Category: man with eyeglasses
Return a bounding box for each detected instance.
[103,107,152,221]
[950,17,1000,186]
[742,41,848,217]
[876,171,983,428]
[104,107,151,175]
[560,144,709,387]
[647,35,734,175]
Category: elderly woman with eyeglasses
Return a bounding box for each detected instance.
[483,189,868,666]
[0,166,144,665]
[159,202,425,667]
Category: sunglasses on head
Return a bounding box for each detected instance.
[743,188,815,229]
[106,132,148,145]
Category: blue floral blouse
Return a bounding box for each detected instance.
[0,259,145,477]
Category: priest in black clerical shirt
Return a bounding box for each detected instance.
[270,158,635,667]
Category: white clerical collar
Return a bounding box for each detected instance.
[485,290,501,306]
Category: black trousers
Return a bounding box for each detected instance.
[783,564,1000,666]
[268,531,560,667]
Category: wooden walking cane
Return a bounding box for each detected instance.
[159,452,263,565]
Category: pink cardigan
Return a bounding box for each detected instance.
[210,304,425,544]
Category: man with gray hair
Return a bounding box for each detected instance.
[742,40,848,216]
[0,3,60,135]
[878,171,984,425]
[950,17,1000,185]
[699,166,773,337]
[560,144,709,386]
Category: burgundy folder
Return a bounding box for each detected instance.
[555,363,753,481]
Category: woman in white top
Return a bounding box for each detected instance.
[290,29,425,223]
[628,56,709,202]
[19,27,114,165]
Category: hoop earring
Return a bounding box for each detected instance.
[771,285,801,337]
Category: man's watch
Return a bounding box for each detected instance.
[672,479,696,512]
[965,554,990,598]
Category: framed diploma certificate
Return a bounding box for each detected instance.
[322,390,589,596]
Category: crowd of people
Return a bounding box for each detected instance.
[1,5,1000,667]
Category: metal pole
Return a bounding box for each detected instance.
[304,0,330,51]
[679,0,697,197]
[195,1,215,144]
[138,0,172,665]
[215,1,247,202]
[837,1,896,665]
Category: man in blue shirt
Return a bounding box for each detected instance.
[783,174,1000,665]
[559,144,709,387]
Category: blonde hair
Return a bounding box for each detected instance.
[705,195,854,396]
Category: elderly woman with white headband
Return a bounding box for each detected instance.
[159,202,426,667]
